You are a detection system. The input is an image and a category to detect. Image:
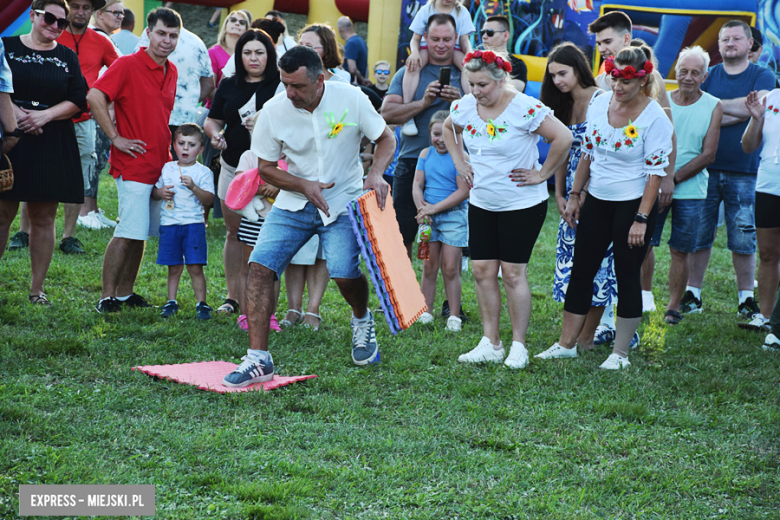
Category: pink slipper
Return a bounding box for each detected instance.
[270,313,281,332]
[237,314,248,331]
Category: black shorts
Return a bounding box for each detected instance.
[468,201,548,263]
[391,157,419,244]
[755,191,780,229]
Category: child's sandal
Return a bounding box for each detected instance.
[280,309,303,328]
[303,312,322,332]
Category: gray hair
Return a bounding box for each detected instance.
[464,52,509,83]
[675,45,710,75]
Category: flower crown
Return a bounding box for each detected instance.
[604,56,653,80]
[463,50,513,73]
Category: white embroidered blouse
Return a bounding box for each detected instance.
[582,92,673,201]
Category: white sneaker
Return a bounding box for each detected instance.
[642,291,656,313]
[458,336,504,363]
[599,353,631,370]
[95,208,117,228]
[739,315,770,332]
[504,341,529,369]
[417,312,434,325]
[77,212,103,230]
[401,119,418,136]
[446,315,462,332]
[763,333,780,352]
[535,342,577,359]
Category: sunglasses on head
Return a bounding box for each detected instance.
[229,17,247,25]
[34,9,69,30]
[375,69,390,74]
[479,29,506,37]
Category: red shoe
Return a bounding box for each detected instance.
[237,314,248,331]
[270,314,281,332]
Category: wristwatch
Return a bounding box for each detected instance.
[634,212,649,224]
[5,127,23,138]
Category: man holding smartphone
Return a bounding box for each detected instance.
[381,13,464,259]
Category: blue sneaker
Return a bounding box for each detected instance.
[160,300,178,318]
[223,350,274,387]
[196,301,213,320]
[593,325,616,346]
[630,331,640,349]
[351,311,380,365]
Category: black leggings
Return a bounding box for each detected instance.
[564,195,658,319]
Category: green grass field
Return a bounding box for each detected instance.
[1,174,778,519]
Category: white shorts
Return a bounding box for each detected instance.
[290,235,325,265]
[217,156,237,200]
[114,176,161,241]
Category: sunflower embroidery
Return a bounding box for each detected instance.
[325,110,356,138]
[624,120,640,139]
[486,118,508,142]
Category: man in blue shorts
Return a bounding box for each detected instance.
[223,46,397,388]
[682,20,775,323]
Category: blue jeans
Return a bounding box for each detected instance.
[649,198,705,253]
[249,203,362,279]
[694,170,757,254]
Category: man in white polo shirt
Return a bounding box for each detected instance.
[223,46,397,388]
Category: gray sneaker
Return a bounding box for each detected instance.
[351,311,379,365]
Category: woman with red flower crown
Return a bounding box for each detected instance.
[539,42,619,353]
[535,45,673,370]
[443,49,573,369]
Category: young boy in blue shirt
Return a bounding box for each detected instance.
[152,124,215,319]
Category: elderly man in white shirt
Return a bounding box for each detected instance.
[223,46,397,388]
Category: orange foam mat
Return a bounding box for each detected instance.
[356,191,427,328]
[132,362,316,393]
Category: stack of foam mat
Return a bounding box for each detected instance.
[347,190,427,335]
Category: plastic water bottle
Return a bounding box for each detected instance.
[416,224,431,260]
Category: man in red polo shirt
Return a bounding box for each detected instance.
[58,0,118,251]
[88,7,180,313]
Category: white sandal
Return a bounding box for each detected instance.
[280,309,303,328]
[302,312,322,332]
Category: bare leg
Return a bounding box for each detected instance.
[187,264,207,302]
[246,262,277,351]
[239,243,253,311]
[472,259,501,345]
[80,196,98,216]
[166,264,184,301]
[283,263,306,321]
[440,243,463,317]
[734,252,757,292]
[666,247,689,313]
[576,306,606,350]
[500,261,532,344]
[19,202,30,233]
[613,316,642,358]
[641,246,655,291]
[558,310,588,349]
[63,203,81,239]
[757,228,780,318]
[404,242,413,262]
[0,199,20,259]
[687,248,712,289]
[26,202,58,296]
[101,237,144,298]
[221,201,243,304]
[302,258,329,326]
[116,240,145,297]
[420,241,442,312]
[333,273,369,319]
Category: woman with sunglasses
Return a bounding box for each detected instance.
[91,0,124,45]
[0,0,88,304]
[208,10,249,92]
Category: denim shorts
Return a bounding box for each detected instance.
[695,169,757,254]
[74,119,99,198]
[157,223,207,265]
[249,203,362,279]
[649,198,704,253]
[114,176,161,241]
[430,202,468,248]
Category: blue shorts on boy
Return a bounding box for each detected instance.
[416,146,468,248]
[155,161,215,265]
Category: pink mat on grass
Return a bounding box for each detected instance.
[132,361,316,393]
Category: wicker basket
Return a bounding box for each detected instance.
[0,154,12,193]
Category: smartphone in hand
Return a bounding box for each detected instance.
[437,67,451,95]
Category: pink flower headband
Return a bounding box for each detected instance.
[604,56,653,80]
[464,50,513,73]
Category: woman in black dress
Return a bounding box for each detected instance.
[0,0,87,305]
[204,29,280,316]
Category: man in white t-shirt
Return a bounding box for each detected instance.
[223,46,397,388]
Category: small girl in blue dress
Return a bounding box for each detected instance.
[412,110,470,332]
